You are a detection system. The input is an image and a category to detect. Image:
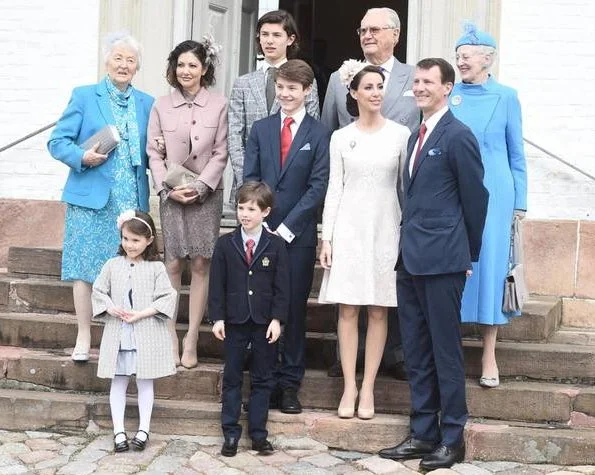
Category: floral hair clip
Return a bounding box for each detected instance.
[338,59,367,88]
[202,33,222,66]
[116,210,153,237]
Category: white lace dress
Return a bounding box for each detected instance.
[318,120,410,306]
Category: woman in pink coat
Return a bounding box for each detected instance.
[147,38,228,368]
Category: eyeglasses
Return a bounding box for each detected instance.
[356,26,396,37]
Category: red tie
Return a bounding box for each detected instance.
[245,239,255,265]
[280,116,294,166]
[412,122,428,171]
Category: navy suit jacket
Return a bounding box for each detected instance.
[399,109,488,275]
[208,227,290,325]
[243,112,330,248]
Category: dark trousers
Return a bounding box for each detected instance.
[222,322,277,441]
[276,245,316,391]
[397,267,468,448]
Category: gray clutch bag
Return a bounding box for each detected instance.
[81,125,120,155]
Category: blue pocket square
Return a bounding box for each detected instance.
[428,148,442,157]
[299,143,311,151]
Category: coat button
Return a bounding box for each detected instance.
[194,135,199,140]
[248,290,253,295]
[192,120,196,125]
[187,103,192,108]
[193,155,197,160]
[248,271,253,275]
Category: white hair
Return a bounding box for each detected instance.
[102,31,142,71]
[365,7,401,29]
[479,45,497,69]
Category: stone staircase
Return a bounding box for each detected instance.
[1,237,595,465]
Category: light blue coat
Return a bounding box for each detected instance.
[48,81,154,211]
[450,76,527,324]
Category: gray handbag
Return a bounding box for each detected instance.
[163,155,198,188]
[502,215,528,313]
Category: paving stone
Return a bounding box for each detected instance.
[429,470,458,475]
[59,445,79,456]
[500,468,544,475]
[549,472,589,475]
[58,436,88,445]
[163,439,200,458]
[245,466,286,475]
[273,436,327,451]
[175,435,222,446]
[72,448,107,463]
[204,467,245,475]
[301,452,344,467]
[0,454,17,467]
[188,451,225,471]
[94,462,140,474]
[56,461,97,475]
[566,468,595,475]
[255,450,297,465]
[330,463,374,474]
[285,449,325,458]
[0,432,28,443]
[402,458,422,471]
[527,465,565,473]
[0,465,29,474]
[222,451,263,468]
[38,469,57,475]
[329,450,369,461]
[84,435,113,452]
[452,463,492,474]
[25,431,59,439]
[356,455,412,474]
[25,438,64,451]
[474,461,521,472]
[34,455,70,470]
[146,455,187,473]
[0,443,31,455]
[283,461,332,474]
[17,449,56,465]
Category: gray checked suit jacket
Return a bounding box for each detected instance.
[321,57,419,133]
[228,68,320,187]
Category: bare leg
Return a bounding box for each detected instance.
[181,255,210,369]
[358,305,388,419]
[72,280,92,359]
[165,258,184,366]
[337,304,359,417]
[481,325,499,378]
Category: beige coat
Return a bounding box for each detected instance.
[147,87,228,194]
[92,257,177,379]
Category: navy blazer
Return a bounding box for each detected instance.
[48,81,154,211]
[208,227,290,325]
[399,110,488,275]
[243,112,330,248]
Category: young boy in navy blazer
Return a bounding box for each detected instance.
[209,181,290,457]
[244,59,330,414]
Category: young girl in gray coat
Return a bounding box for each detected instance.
[92,210,177,452]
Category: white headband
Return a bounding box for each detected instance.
[116,210,153,237]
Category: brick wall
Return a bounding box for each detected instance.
[498,0,595,219]
[0,1,100,200]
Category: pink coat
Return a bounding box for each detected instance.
[147,87,228,193]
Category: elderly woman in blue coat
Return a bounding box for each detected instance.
[450,24,527,388]
[48,32,154,362]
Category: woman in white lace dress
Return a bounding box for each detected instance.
[319,62,410,420]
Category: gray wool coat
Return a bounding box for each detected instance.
[92,256,177,379]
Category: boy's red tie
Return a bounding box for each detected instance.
[245,239,255,265]
[280,116,294,166]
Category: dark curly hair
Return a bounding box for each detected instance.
[117,211,160,262]
[346,65,385,117]
[166,40,216,90]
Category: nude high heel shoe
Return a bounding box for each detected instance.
[357,392,375,420]
[337,390,358,419]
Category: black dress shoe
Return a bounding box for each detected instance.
[252,438,274,455]
[327,361,343,377]
[280,388,302,414]
[113,432,129,453]
[419,443,465,470]
[378,437,438,460]
[221,437,239,457]
[130,430,149,451]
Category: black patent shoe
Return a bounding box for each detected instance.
[113,432,129,452]
[221,437,239,457]
[130,430,149,451]
[252,438,274,455]
[378,437,438,460]
[419,443,465,470]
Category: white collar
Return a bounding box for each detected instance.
[280,106,307,127]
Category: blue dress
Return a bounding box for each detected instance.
[450,76,527,325]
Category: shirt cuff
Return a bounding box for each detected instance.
[276,223,295,243]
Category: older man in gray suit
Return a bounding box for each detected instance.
[321,7,419,378]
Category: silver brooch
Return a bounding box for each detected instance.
[349,140,356,149]
[451,95,462,106]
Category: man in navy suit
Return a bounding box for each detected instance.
[244,59,330,414]
[210,182,290,457]
[379,58,488,470]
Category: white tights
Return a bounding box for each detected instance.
[110,376,154,439]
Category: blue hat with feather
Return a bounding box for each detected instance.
[455,22,497,49]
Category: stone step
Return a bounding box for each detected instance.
[1,387,594,465]
[548,326,595,346]
[1,310,594,380]
[2,345,594,426]
[0,275,562,342]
